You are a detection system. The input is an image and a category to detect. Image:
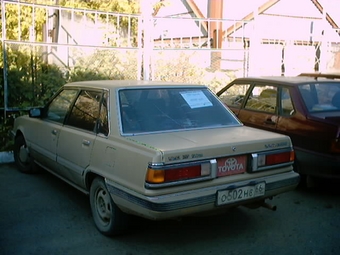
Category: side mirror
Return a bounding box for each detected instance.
[29,108,43,118]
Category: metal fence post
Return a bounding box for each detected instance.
[1,0,8,122]
[140,0,153,81]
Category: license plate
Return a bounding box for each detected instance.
[216,182,266,206]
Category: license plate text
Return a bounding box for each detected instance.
[216,183,266,206]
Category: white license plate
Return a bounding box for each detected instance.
[216,183,266,206]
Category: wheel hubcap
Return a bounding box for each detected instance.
[96,189,112,223]
[19,145,29,163]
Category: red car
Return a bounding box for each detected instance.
[217,75,340,184]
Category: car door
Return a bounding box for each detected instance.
[56,89,104,188]
[237,83,279,132]
[29,89,79,171]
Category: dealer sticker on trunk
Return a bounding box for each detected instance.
[217,155,247,177]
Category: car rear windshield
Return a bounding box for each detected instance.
[299,83,340,112]
[118,87,241,134]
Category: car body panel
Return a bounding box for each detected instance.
[123,127,291,162]
[89,126,293,196]
[14,116,61,172]
[57,126,96,187]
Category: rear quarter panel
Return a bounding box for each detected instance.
[89,134,159,194]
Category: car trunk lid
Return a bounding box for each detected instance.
[126,126,291,163]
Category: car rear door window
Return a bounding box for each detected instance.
[66,90,102,132]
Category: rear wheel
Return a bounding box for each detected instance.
[13,135,37,174]
[90,177,129,236]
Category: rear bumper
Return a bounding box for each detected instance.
[106,171,300,220]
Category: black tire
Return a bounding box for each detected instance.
[90,177,129,236]
[13,135,37,174]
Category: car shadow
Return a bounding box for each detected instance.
[118,206,257,244]
[297,177,340,195]
[19,166,265,242]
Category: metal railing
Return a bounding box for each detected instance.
[1,0,340,118]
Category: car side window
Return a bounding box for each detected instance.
[280,87,295,116]
[46,89,79,123]
[66,90,102,132]
[218,83,251,107]
[244,85,277,113]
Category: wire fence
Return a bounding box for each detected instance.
[2,41,139,108]
[1,0,340,115]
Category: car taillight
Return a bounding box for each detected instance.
[252,149,294,172]
[330,138,340,153]
[146,162,211,184]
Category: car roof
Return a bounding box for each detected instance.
[233,76,340,86]
[298,72,340,79]
[64,80,205,89]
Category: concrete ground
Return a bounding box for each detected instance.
[1,162,339,255]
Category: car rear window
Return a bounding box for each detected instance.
[118,87,241,134]
[299,83,340,112]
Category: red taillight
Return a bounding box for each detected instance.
[165,165,201,182]
[265,151,294,165]
[146,163,210,184]
[255,150,294,171]
[330,139,340,153]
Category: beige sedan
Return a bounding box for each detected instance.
[12,80,299,236]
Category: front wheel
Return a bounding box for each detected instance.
[13,135,37,174]
[90,177,129,236]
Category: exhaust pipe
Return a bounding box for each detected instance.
[244,200,277,211]
[261,202,277,211]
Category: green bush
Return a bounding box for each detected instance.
[0,118,15,152]
[0,47,119,152]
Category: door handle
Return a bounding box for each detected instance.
[264,118,276,125]
[82,139,91,146]
[51,129,58,135]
